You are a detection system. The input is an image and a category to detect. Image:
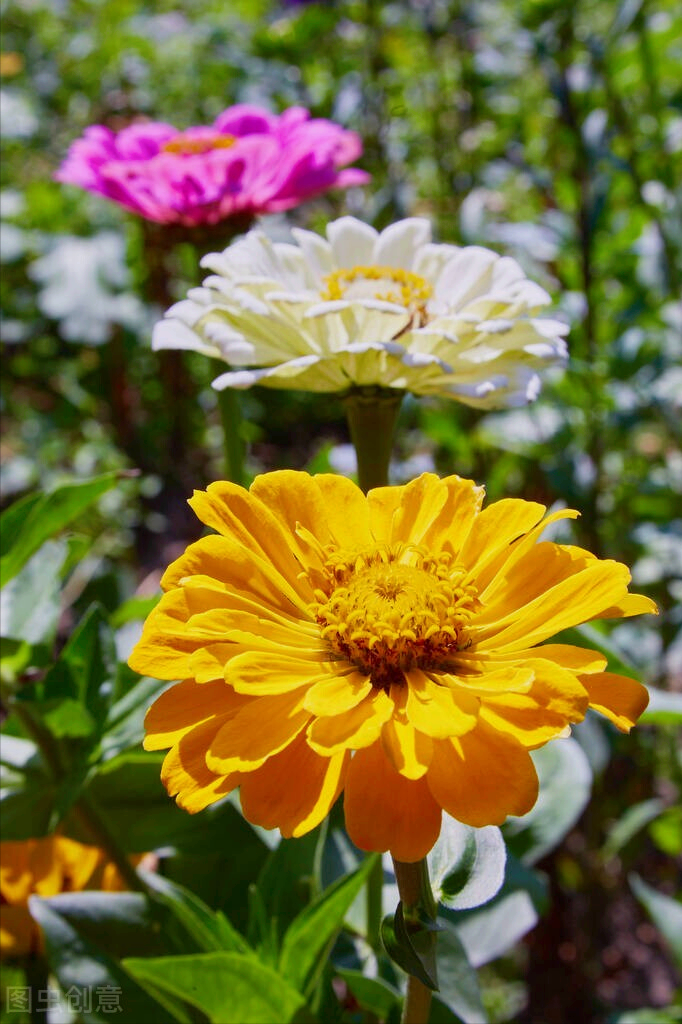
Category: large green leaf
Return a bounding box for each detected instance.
[29,894,177,1024]
[279,853,378,996]
[99,672,167,762]
[0,472,121,587]
[39,604,116,730]
[428,817,506,911]
[124,953,310,1024]
[253,828,322,944]
[143,871,250,955]
[446,854,549,968]
[434,921,488,1024]
[0,539,68,645]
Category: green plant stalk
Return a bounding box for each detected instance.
[393,858,438,1024]
[214,376,246,485]
[7,697,146,894]
[342,388,403,493]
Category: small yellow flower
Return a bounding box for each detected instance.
[1,836,135,957]
[129,472,655,862]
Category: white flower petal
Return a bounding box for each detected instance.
[152,318,218,356]
[291,228,334,280]
[327,216,377,268]
[373,218,432,269]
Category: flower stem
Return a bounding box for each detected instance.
[213,376,246,485]
[393,857,438,1024]
[343,387,403,493]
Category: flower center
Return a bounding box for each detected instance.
[320,265,433,312]
[311,545,477,689]
[161,130,236,156]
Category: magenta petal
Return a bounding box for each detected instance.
[56,105,369,226]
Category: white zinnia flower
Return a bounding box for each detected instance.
[153,216,568,408]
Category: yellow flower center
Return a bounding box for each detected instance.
[311,545,477,689]
[161,131,236,155]
[320,265,433,312]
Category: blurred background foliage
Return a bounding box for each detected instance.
[1,1,680,1022]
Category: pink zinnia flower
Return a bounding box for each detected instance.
[56,104,369,227]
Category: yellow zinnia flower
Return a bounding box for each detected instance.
[1,835,136,957]
[129,472,655,863]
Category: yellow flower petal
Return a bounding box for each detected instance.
[143,679,245,751]
[381,713,434,779]
[303,671,373,715]
[226,650,333,696]
[307,688,394,755]
[240,734,349,838]
[344,742,442,861]
[207,690,310,773]
[475,560,634,652]
[161,534,309,614]
[161,718,242,812]
[582,671,650,732]
[189,481,307,583]
[404,669,479,738]
[427,723,539,826]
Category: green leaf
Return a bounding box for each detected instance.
[254,829,321,943]
[381,903,440,992]
[602,798,665,858]
[110,594,161,628]
[336,969,401,1018]
[20,604,118,751]
[428,817,506,911]
[279,853,378,995]
[649,806,682,857]
[143,871,250,955]
[123,953,310,1023]
[0,472,121,587]
[446,854,549,968]
[503,737,592,865]
[29,895,177,1024]
[434,921,488,1024]
[629,874,682,967]
[640,687,682,725]
[99,673,167,761]
[0,733,55,840]
[0,539,68,645]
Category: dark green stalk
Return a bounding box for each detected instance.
[342,388,403,493]
[393,857,438,1024]
[213,375,246,485]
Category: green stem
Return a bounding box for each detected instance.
[342,388,403,493]
[366,854,384,953]
[26,955,49,1023]
[393,857,438,1024]
[214,376,246,485]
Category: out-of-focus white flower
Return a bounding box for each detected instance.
[29,232,147,345]
[153,216,568,408]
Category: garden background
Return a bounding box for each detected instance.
[0,0,680,1022]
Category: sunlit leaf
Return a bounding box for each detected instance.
[0,472,121,587]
